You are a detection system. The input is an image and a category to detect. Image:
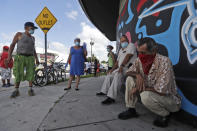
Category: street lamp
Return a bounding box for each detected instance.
[90,39,94,63]
[90,39,94,73]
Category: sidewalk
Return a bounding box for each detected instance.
[0,81,66,131]
[37,77,196,131]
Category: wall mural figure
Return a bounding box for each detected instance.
[117,0,197,117]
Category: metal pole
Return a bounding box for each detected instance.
[91,45,92,63]
[45,34,47,81]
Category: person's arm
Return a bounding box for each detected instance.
[152,58,173,96]
[121,43,136,68]
[120,54,133,67]
[84,50,87,57]
[34,49,39,65]
[67,48,72,63]
[126,59,139,77]
[32,36,39,65]
[7,32,21,62]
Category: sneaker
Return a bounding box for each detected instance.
[7,83,14,87]
[96,92,106,96]
[10,90,20,98]
[101,97,115,105]
[28,89,35,96]
[118,108,139,120]
[2,84,7,88]
[153,115,169,128]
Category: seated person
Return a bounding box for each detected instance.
[118,37,181,128]
[96,35,137,105]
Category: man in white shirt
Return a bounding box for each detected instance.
[96,35,137,105]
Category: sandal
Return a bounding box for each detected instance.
[75,88,79,91]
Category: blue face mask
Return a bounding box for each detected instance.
[29,29,34,35]
[75,42,80,46]
[121,42,128,48]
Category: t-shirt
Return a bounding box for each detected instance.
[117,43,137,68]
[0,52,13,68]
[108,52,114,68]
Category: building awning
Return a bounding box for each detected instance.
[79,0,120,41]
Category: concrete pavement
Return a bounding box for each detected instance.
[0,76,196,131]
[0,81,66,131]
[37,77,196,131]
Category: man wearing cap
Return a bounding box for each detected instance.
[6,22,39,98]
[0,46,14,87]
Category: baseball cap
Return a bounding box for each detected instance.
[3,46,9,50]
[24,22,38,29]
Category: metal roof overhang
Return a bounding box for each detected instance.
[79,0,120,41]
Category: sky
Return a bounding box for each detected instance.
[0,0,115,62]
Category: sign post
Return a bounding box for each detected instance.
[35,7,57,81]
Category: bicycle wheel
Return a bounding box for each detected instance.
[52,69,58,84]
[61,70,67,81]
[35,69,47,87]
[57,70,63,82]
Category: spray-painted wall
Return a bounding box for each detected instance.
[117,0,197,117]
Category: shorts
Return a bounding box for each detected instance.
[0,68,11,80]
[13,55,35,83]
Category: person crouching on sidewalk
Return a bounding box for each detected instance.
[118,37,181,128]
[0,46,14,87]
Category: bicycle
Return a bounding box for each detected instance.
[34,61,57,87]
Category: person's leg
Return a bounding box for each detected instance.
[100,73,114,94]
[28,81,35,96]
[11,55,24,98]
[140,91,181,127]
[2,79,6,86]
[75,75,80,90]
[107,72,124,100]
[118,76,138,119]
[7,68,13,87]
[1,68,6,87]
[141,91,181,116]
[25,56,35,96]
[10,82,20,98]
[7,79,10,84]
[64,75,74,90]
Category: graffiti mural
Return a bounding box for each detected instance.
[117,0,197,116]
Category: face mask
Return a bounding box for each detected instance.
[121,42,128,48]
[138,54,156,75]
[28,29,34,35]
[75,42,80,46]
[107,48,111,52]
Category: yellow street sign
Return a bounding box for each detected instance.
[35,7,57,34]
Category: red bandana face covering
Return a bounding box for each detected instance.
[138,54,156,75]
